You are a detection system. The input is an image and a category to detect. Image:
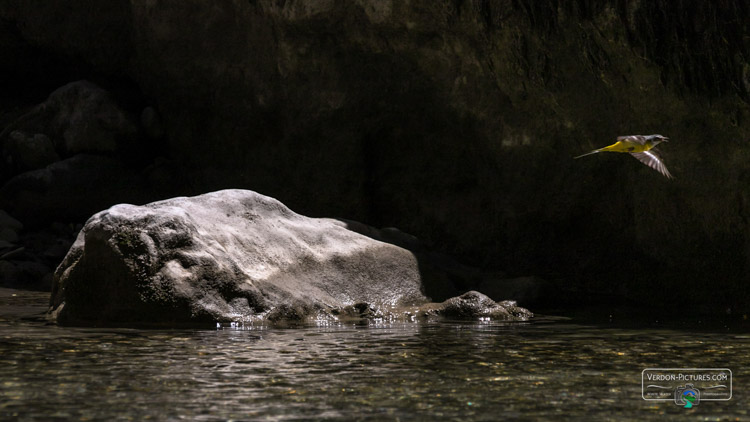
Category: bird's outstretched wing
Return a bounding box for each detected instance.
[617,135,647,145]
[630,150,672,179]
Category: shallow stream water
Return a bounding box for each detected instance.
[1,288,748,421]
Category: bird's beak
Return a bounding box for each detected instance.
[662,137,669,142]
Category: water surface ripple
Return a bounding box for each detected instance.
[1,289,747,421]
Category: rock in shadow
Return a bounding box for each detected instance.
[0,80,179,228]
[336,218,479,302]
[337,218,555,309]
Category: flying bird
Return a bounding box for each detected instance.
[574,134,672,179]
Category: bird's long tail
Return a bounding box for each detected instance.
[574,149,601,159]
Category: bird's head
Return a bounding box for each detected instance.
[647,134,669,146]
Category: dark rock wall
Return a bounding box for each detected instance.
[1,1,748,311]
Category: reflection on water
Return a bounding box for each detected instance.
[1,288,748,421]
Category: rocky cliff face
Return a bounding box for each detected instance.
[1,1,748,313]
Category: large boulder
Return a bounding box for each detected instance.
[49,189,531,326]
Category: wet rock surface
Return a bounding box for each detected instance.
[50,189,529,326]
[419,291,533,321]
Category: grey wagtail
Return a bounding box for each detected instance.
[575,134,672,179]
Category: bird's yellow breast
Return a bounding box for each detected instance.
[599,140,651,153]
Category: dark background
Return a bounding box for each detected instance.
[1,0,748,315]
